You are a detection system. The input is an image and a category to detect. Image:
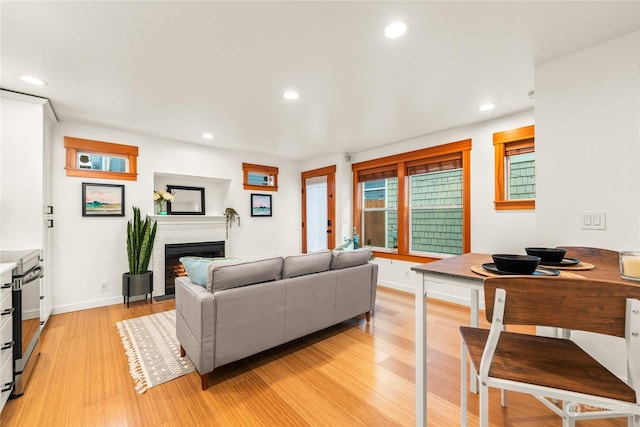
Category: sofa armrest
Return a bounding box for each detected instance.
[175,276,216,375]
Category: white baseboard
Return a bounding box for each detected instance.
[51,294,149,315]
[377,279,479,308]
[377,279,414,294]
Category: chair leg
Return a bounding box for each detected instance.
[479,381,489,427]
[500,389,507,407]
[561,401,576,427]
[460,339,468,427]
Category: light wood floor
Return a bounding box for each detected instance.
[0,287,628,426]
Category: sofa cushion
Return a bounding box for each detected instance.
[179,257,238,287]
[207,257,284,292]
[282,250,333,279]
[330,248,372,270]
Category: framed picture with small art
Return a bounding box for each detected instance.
[251,193,272,217]
[82,183,125,217]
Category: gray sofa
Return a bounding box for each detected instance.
[175,248,378,390]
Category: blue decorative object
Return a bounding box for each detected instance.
[352,227,360,249]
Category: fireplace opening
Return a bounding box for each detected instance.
[164,241,225,294]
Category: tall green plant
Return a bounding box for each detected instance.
[126,206,158,274]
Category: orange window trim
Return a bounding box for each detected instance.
[352,138,472,258]
[64,136,138,181]
[243,162,279,192]
[493,125,535,210]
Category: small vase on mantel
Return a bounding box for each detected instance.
[153,190,175,216]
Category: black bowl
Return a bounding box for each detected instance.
[492,254,540,274]
[524,247,567,263]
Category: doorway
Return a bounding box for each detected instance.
[301,165,336,253]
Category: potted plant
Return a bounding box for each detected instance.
[224,207,240,239]
[153,189,175,215]
[122,206,157,307]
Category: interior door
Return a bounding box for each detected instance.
[302,165,336,253]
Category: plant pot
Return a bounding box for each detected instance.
[122,271,153,307]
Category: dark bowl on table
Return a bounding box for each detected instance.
[524,247,567,263]
[492,254,541,274]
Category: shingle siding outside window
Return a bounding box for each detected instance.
[508,154,535,200]
[410,169,463,255]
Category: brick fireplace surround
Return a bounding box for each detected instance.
[151,215,227,296]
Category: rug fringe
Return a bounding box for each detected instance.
[116,321,150,394]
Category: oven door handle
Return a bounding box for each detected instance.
[22,266,44,285]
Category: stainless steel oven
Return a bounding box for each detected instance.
[0,249,43,398]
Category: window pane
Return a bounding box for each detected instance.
[507,152,535,199]
[77,152,128,172]
[247,171,274,186]
[410,169,463,255]
[362,177,397,249]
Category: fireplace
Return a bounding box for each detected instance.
[164,241,225,294]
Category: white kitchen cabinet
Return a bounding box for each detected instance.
[0,263,15,413]
[0,90,56,326]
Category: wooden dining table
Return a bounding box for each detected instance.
[411,251,636,426]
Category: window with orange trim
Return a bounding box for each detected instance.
[64,136,138,181]
[352,139,471,260]
[493,125,535,210]
[242,163,278,191]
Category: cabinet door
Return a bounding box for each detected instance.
[41,111,54,326]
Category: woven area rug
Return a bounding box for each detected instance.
[116,310,194,394]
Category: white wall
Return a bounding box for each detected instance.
[349,110,537,302]
[536,31,640,251]
[534,31,640,379]
[50,121,301,314]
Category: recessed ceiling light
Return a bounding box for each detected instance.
[201,132,213,140]
[478,103,496,111]
[283,90,299,101]
[20,75,47,86]
[384,21,407,39]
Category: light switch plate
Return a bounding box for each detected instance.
[581,212,606,230]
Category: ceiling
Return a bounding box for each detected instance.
[2,1,639,161]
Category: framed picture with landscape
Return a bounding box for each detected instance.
[82,182,125,217]
[251,193,272,217]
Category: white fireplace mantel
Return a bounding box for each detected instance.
[151,215,227,296]
[150,214,225,225]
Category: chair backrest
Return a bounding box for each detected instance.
[556,246,619,265]
[484,276,640,337]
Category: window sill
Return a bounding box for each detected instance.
[243,184,278,192]
[372,251,441,264]
[65,168,137,181]
[494,199,535,211]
